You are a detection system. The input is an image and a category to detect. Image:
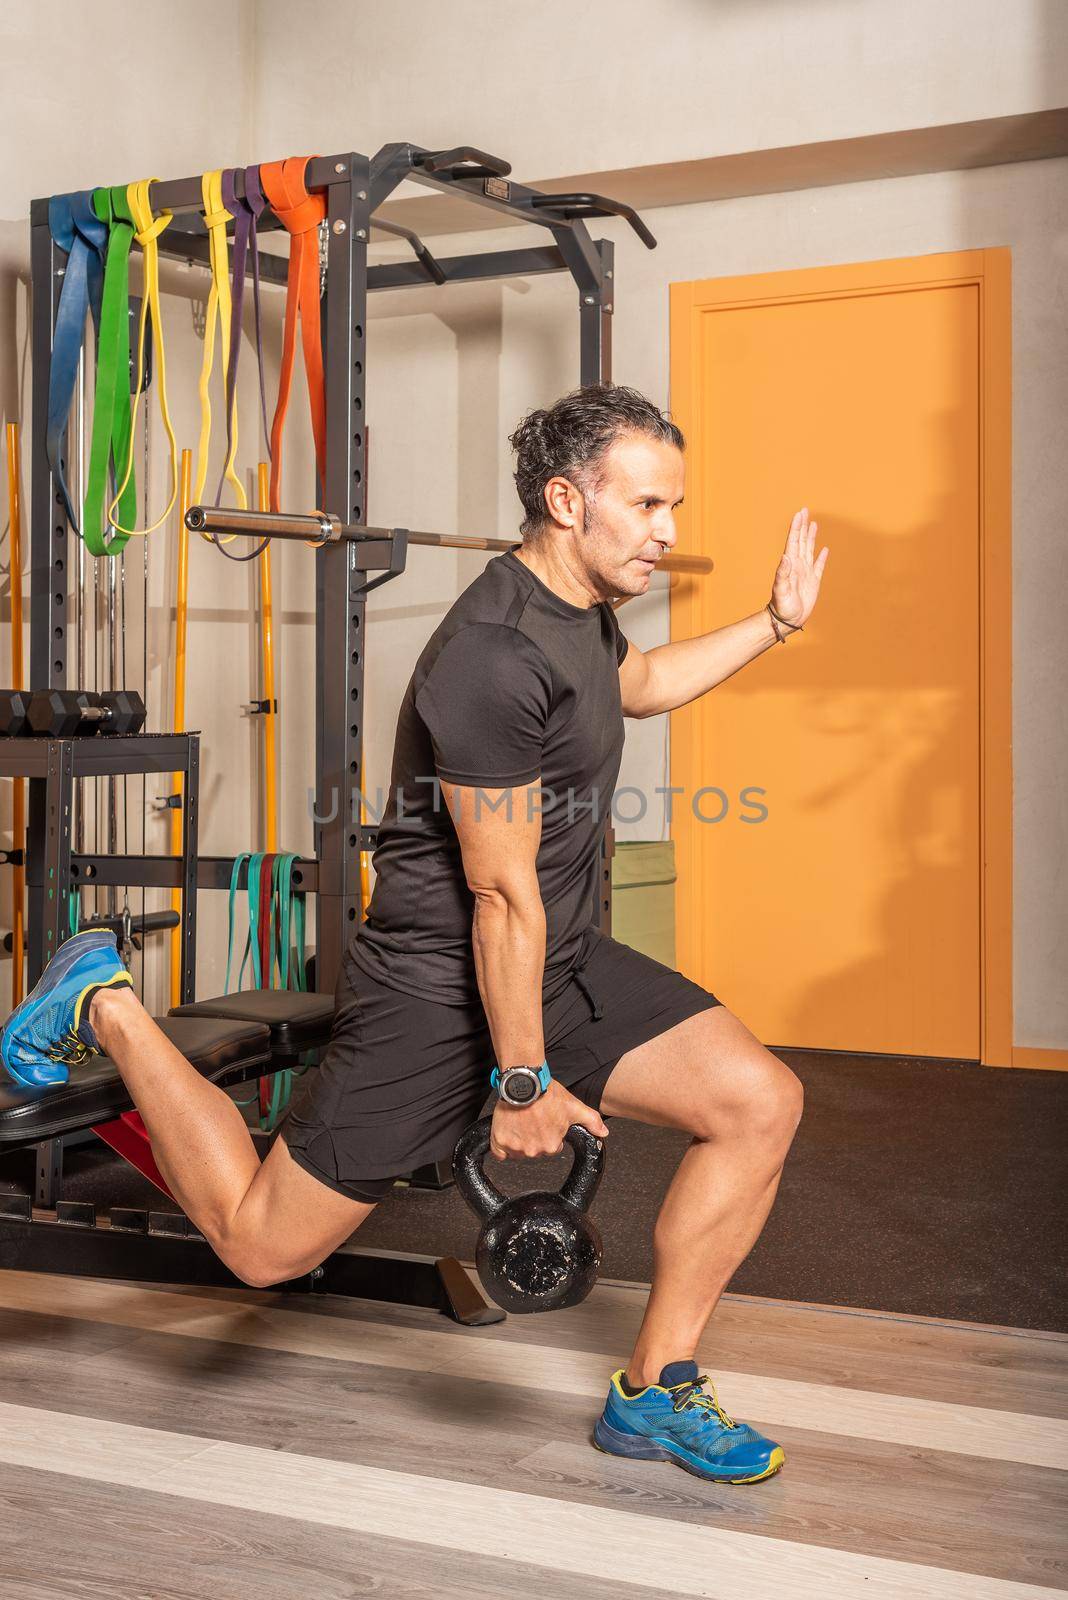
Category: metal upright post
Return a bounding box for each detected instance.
[28,211,67,692]
[27,212,69,984]
[33,735,74,1207]
[316,156,371,996]
[580,237,614,386]
[577,237,616,935]
[179,736,200,1005]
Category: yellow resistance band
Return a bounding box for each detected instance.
[107,178,179,537]
[194,169,245,518]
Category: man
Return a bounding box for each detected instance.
[3,384,828,1485]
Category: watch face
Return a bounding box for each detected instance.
[505,1070,537,1104]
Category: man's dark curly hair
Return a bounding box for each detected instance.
[508,383,685,538]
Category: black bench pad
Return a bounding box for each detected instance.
[0,1016,272,1147]
[168,990,335,1056]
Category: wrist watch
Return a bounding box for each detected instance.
[490,1060,552,1107]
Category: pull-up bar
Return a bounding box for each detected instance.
[184,505,713,574]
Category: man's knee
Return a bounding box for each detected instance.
[201,1209,314,1286]
[206,1149,372,1288]
[209,1219,305,1289]
[694,1051,804,1160]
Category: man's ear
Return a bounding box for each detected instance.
[543,476,581,530]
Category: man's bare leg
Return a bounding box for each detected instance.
[90,986,374,1285]
[597,1005,803,1386]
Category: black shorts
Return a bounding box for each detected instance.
[279,923,721,1204]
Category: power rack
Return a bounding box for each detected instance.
[26,140,656,997]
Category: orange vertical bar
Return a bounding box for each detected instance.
[257,463,278,853]
[6,424,25,1006]
[168,448,193,1010]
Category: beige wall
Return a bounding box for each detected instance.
[252,0,1067,179]
[1,2,1064,1049]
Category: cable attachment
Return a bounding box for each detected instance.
[119,902,136,964]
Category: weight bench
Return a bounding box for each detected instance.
[167,988,336,1059]
[0,1008,499,1325]
[0,1015,273,1147]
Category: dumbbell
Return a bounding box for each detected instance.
[27,688,147,738]
[0,689,32,737]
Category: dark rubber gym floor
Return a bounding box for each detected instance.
[4,1050,1065,1331]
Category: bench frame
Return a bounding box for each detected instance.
[1,1041,503,1326]
[0,1190,502,1326]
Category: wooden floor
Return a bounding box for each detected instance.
[0,1266,1065,1598]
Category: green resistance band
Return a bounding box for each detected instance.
[83,186,138,557]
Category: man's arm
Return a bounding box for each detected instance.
[619,609,780,718]
[441,777,608,1160]
[441,779,546,1070]
[619,507,829,718]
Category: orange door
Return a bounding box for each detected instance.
[670,252,1012,1062]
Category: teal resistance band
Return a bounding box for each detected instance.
[226,851,311,1131]
[272,852,307,992]
[224,852,252,994]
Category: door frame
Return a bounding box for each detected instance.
[669,249,1013,1067]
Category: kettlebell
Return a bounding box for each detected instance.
[453,1117,606,1314]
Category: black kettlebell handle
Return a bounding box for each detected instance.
[453,1116,605,1223]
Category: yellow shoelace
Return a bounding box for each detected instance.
[48,1026,95,1067]
[670,1376,737,1429]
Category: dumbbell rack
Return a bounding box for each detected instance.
[0,731,200,997]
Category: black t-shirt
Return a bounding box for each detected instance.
[350,549,629,1006]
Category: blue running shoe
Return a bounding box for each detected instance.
[1,929,133,1088]
[593,1359,784,1484]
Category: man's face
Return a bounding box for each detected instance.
[574,432,685,600]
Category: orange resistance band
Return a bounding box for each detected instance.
[259,157,326,511]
